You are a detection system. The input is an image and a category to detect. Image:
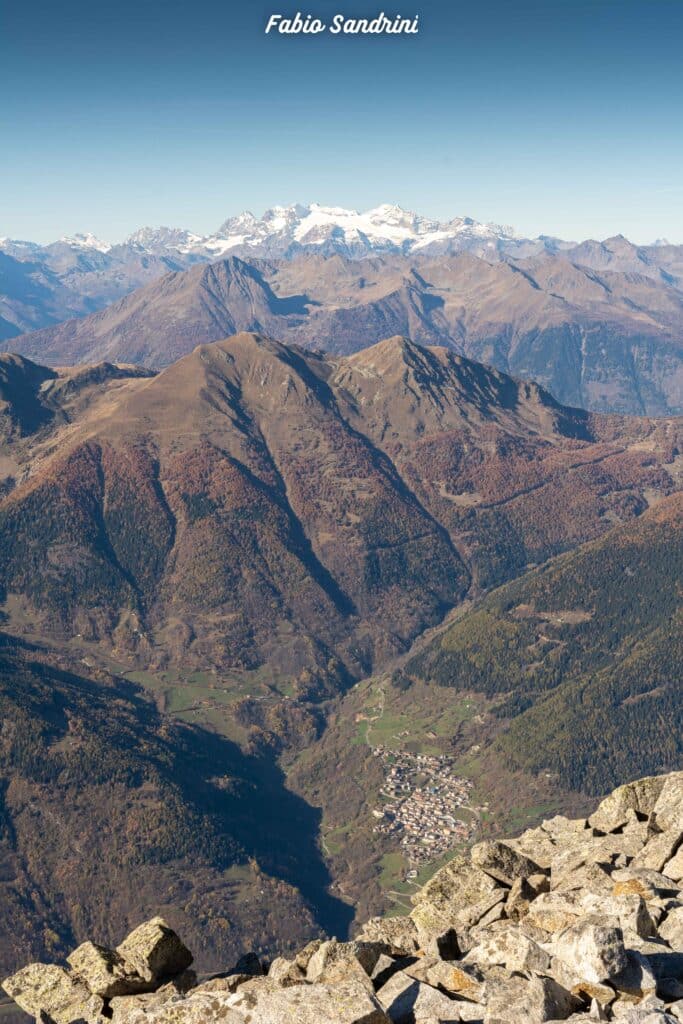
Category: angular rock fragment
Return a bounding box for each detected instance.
[553,915,628,984]
[507,825,558,870]
[660,907,683,948]
[230,976,391,1023]
[403,956,485,1002]
[632,833,683,873]
[526,890,588,934]
[663,850,683,883]
[306,938,385,981]
[471,838,544,885]
[613,869,681,899]
[67,941,149,998]
[2,963,104,1024]
[611,950,658,1001]
[268,954,307,986]
[589,777,667,834]
[371,952,413,988]
[357,916,420,956]
[585,893,656,941]
[109,973,198,1024]
[505,876,536,920]
[465,921,550,973]
[410,854,504,950]
[110,989,251,1023]
[653,775,683,833]
[554,861,615,896]
[483,972,578,1024]
[376,970,460,1023]
[117,917,193,983]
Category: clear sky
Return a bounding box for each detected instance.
[2,0,682,244]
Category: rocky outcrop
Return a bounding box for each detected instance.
[4,772,683,1023]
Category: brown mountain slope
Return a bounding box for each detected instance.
[1,334,683,962]
[12,250,683,414]
[333,337,683,589]
[10,258,308,368]
[406,488,683,795]
[1,333,682,692]
[0,335,468,684]
[0,632,350,980]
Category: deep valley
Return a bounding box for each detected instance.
[1,329,682,983]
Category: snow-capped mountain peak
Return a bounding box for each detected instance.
[185,202,521,259]
[1,204,526,266]
[56,232,112,253]
[124,226,203,252]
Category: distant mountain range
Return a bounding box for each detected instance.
[0,202,522,339]
[5,202,679,264]
[0,203,522,267]
[9,244,683,414]
[3,204,683,387]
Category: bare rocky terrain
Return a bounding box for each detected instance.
[5,770,683,1024]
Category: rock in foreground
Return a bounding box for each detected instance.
[4,772,683,1023]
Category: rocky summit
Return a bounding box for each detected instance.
[4,771,683,1024]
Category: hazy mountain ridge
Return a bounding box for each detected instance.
[9,246,683,414]
[4,205,683,405]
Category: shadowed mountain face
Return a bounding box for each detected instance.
[10,250,683,414]
[0,243,202,339]
[0,633,353,980]
[0,353,154,443]
[0,354,57,440]
[1,333,682,690]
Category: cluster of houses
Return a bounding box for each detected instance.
[371,746,476,865]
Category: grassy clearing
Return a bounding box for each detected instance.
[378,851,406,887]
[324,822,355,856]
[353,718,371,746]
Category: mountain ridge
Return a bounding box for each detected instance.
[6,203,681,261]
[1,332,682,689]
[1,203,521,261]
[9,249,683,415]
[3,203,683,360]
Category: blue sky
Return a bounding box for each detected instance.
[2,0,682,243]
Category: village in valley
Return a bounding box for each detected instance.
[370,745,477,869]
